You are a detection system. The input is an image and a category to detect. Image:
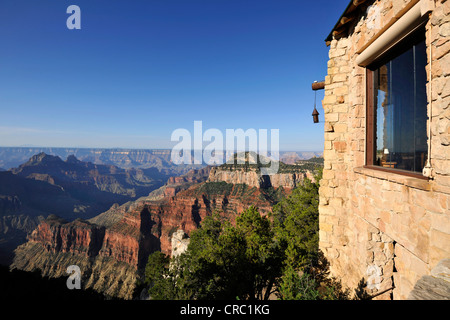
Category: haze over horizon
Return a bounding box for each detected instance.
[0,0,349,151]
[0,145,324,153]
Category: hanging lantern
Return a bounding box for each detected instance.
[312,106,320,123]
[311,80,325,124]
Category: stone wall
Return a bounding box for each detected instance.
[319,0,450,300]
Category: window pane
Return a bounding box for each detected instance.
[373,38,427,173]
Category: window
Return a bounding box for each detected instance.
[366,27,428,177]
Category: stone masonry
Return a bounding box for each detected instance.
[319,0,450,299]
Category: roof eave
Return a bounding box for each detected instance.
[325,0,370,44]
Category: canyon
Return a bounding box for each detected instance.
[0,152,178,265]
[10,157,321,299]
[0,147,184,172]
[0,147,322,171]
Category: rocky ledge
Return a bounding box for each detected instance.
[207,165,315,189]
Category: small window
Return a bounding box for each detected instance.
[366,28,428,176]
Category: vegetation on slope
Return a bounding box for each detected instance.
[218,152,324,174]
[142,168,350,300]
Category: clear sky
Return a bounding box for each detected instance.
[0,0,349,151]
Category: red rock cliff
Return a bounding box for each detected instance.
[12,174,297,299]
[28,217,105,258]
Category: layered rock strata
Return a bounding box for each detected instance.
[11,180,280,299]
[12,161,317,299]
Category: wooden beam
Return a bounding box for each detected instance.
[353,0,367,6]
[312,81,325,91]
[332,28,347,38]
[340,16,354,25]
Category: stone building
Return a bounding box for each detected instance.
[318,0,449,299]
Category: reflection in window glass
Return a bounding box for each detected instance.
[373,38,427,173]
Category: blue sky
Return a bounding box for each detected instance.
[0,0,349,151]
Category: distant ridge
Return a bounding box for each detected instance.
[0,147,322,170]
[19,152,65,167]
[0,147,198,174]
[10,152,168,199]
[0,152,172,265]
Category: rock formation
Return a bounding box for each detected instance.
[11,179,282,299]
[11,152,168,199]
[146,166,212,201]
[207,154,318,189]
[0,153,174,265]
[0,147,202,174]
[11,208,150,299]
[11,157,321,299]
[207,166,311,189]
[171,230,190,258]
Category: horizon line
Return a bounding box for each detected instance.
[0,145,323,153]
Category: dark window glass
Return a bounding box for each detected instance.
[373,36,427,173]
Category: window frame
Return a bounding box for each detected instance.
[364,26,429,181]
